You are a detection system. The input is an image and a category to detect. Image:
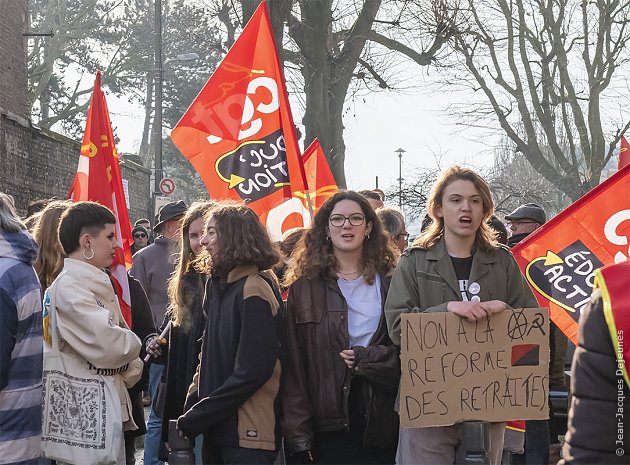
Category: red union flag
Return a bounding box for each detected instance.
[620,135,630,170]
[171,1,310,240]
[299,139,338,210]
[69,71,133,326]
[511,165,630,344]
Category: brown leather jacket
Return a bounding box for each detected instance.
[281,273,400,455]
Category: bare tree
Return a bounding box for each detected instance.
[488,136,570,217]
[443,0,630,200]
[208,0,452,188]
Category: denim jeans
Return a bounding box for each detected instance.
[143,363,164,465]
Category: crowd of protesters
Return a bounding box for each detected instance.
[0,165,627,465]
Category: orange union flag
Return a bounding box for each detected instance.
[511,164,630,344]
[69,71,133,326]
[171,1,310,240]
[300,139,338,210]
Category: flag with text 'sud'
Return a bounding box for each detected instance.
[69,71,133,326]
[511,165,630,344]
[301,139,338,210]
[171,1,309,240]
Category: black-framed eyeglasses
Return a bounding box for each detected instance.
[507,220,538,227]
[329,214,366,227]
[395,232,410,241]
[134,233,147,239]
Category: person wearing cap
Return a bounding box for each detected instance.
[504,203,566,465]
[135,218,154,244]
[505,203,546,248]
[130,200,187,465]
[131,225,149,255]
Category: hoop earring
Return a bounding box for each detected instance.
[82,248,95,260]
[365,234,370,240]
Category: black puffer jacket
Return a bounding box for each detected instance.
[560,289,630,464]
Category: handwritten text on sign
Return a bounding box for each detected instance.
[400,308,550,428]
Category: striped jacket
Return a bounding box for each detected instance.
[0,229,42,465]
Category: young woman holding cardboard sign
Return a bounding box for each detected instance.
[385,166,538,465]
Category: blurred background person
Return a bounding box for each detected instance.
[488,215,509,246]
[153,201,212,463]
[45,201,143,464]
[131,224,149,255]
[177,202,284,465]
[274,227,305,299]
[376,207,408,254]
[505,203,546,248]
[32,200,72,291]
[506,203,566,465]
[282,191,399,464]
[358,189,384,210]
[23,197,53,231]
[134,218,154,244]
[0,192,42,465]
[131,200,187,465]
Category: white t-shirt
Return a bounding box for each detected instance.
[337,273,382,347]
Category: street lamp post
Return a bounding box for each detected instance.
[153,0,198,195]
[153,0,163,194]
[395,148,406,209]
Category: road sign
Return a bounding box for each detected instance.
[159,177,175,196]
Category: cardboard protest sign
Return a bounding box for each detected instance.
[400,308,550,428]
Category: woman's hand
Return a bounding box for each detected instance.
[447,301,489,321]
[481,300,509,315]
[145,335,166,358]
[447,300,509,321]
[339,349,355,369]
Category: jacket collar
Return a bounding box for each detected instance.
[427,237,497,297]
[226,264,259,284]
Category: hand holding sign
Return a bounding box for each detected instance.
[400,308,550,428]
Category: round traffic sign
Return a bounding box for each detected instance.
[159,177,175,196]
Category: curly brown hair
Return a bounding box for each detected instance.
[206,201,280,277]
[168,201,213,327]
[285,191,396,286]
[414,165,498,252]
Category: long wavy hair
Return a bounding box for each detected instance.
[168,201,213,328]
[414,165,498,252]
[205,201,280,278]
[285,190,397,286]
[32,200,72,290]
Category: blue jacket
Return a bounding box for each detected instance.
[0,229,42,465]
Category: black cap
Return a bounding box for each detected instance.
[505,203,546,224]
[131,225,148,237]
[154,200,188,231]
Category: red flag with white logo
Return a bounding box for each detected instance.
[511,165,630,343]
[69,71,133,326]
[171,1,310,240]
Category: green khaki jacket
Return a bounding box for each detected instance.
[385,238,538,346]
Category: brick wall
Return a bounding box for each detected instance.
[0,108,151,222]
[0,0,28,119]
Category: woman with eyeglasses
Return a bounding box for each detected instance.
[376,207,409,254]
[282,191,399,465]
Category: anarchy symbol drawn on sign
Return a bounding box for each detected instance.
[159,178,175,196]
